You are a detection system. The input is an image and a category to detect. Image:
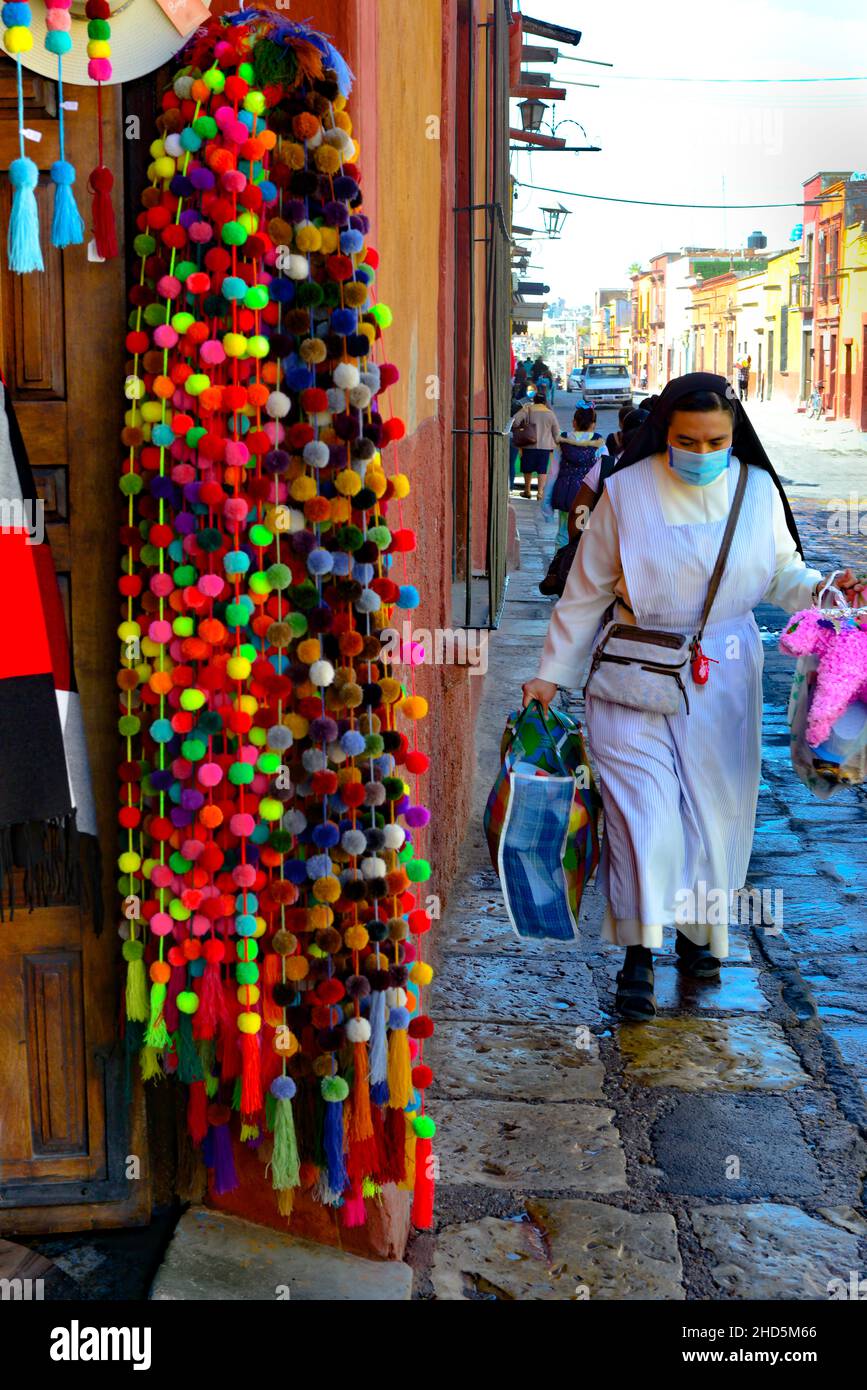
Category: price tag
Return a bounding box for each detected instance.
[88,238,106,264]
[20,126,42,142]
[153,0,211,37]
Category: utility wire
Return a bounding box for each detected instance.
[511,181,843,209]
[603,73,867,84]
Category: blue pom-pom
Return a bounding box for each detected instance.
[258,179,278,204]
[307,548,334,575]
[355,588,381,613]
[180,128,202,152]
[223,550,251,574]
[331,308,356,335]
[341,730,366,757]
[2,2,31,24]
[331,551,351,576]
[286,366,314,391]
[151,424,174,447]
[398,584,420,609]
[8,157,43,274]
[306,853,334,880]
[270,1075,297,1101]
[312,821,341,849]
[388,1006,410,1030]
[221,275,247,300]
[352,562,374,585]
[269,278,294,303]
[340,230,365,255]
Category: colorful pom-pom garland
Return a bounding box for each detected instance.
[3,1,43,273]
[118,10,436,1232]
[45,0,85,249]
[86,0,117,259]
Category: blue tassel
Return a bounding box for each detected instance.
[8,157,43,274]
[368,987,388,1091]
[323,1098,347,1194]
[50,160,84,249]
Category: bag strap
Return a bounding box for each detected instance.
[695,460,748,644]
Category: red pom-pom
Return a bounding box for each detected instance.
[325,254,354,282]
[300,387,329,414]
[408,1015,434,1039]
[381,418,406,444]
[405,750,429,775]
[342,782,366,809]
[390,528,416,553]
[286,422,314,450]
[379,363,400,388]
[363,246,379,269]
[411,1064,434,1088]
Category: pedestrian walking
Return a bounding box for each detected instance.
[510,385,560,499]
[737,354,751,402]
[605,404,633,460]
[521,372,854,1021]
[544,406,608,549]
[509,383,525,491]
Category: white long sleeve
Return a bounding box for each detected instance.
[536,489,624,687]
[763,487,822,614]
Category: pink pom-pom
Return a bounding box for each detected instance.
[150,913,173,936]
[152,323,178,349]
[222,170,246,193]
[45,9,72,30]
[157,274,181,300]
[88,58,112,82]
[197,573,224,598]
[224,440,249,468]
[199,339,226,365]
[222,497,248,525]
[230,812,255,838]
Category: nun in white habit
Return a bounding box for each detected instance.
[522,373,853,1020]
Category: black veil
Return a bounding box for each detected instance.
[610,372,803,555]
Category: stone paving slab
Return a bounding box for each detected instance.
[432,953,601,1026]
[800,957,867,1022]
[827,1023,867,1081]
[434,1100,627,1193]
[431,1201,684,1301]
[150,1208,413,1302]
[427,1021,604,1102]
[690,1203,865,1300]
[652,1095,823,1200]
[618,1018,808,1091]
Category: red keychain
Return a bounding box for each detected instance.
[690,639,719,685]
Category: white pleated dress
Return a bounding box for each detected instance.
[536,452,822,958]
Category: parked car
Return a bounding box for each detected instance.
[581,359,632,408]
[567,368,584,393]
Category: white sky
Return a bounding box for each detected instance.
[510,0,867,306]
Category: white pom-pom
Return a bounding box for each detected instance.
[303,440,330,469]
[266,725,293,751]
[355,588,381,613]
[173,75,194,99]
[164,133,184,158]
[361,367,381,392]
[282,810,307,835]
[346,1017,371,1043]
[386,987,408,1009]
[286,254,309,280]
[302,747,328,772]
[266,390,291,419]
[326,388,346,413]
[348,385,372,410]
[309,660,335,688]
[305,126,323,149]
[285,507,307,534]
[324,127,354,155]
[327,740,347,765]
[382,823,406,850]
[341,829,368,856]
[333,362,360,390]
[361,855,386,880]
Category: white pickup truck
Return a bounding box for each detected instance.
[580,359,633,409]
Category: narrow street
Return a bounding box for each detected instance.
[411,400,867,1300]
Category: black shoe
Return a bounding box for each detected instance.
[675,930,721,979]
[615,946,656,1021]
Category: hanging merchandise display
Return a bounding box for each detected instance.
[85,0,117,259]
[3,2,44,272]
[118,10,436,1232]
[43,0,86,248]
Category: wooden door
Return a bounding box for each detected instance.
[0,58,148,1232]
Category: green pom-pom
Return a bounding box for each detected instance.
[406,859,431,882]
[321,1075,349,1102]
[414,1114,436,1138]
[122,938,144,961]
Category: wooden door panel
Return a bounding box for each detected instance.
[0,56,149,1231]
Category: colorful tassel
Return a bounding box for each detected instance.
[341,1177,366,1228]
[139,1044,161,1082]
[208,1114,239,1195]
[144,981,170,1050]
[175,1011,203,1084]
[369,987,388,1102]
[193,954,227,1040]
[270,1076,300,1198]
[321,1075,349,1194]
[8,155,43,275]
[47,44,83,249]
[411,1133,436,1229]
[123,938,148,1022]
[187,1079,208,1144]
[387,1022,413,1110]
[239,1029,262,1118]
[85,0,117,260]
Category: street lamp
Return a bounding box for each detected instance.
[541,204,570,238]
[518,96,548,133]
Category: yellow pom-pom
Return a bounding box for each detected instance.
[87,39,111,59]
[314,145,342,173]
[290,475,317,502]
[308,904,333,931]
[284,957,309,982]
[379,677,402,704]
[4,26,34,55]
[296,637,321,665]
[365,468,388,498]
[227,655,251,681]
[237,1012,261,1035]
[285,712,309,739]
[313,876,342,904]
[223,332,248,358]
[295,223,322,253]
[153,156,175,181]
[410,962,434,986]
[319,226,340,254]
[237,985,261,1005]
[391,473,411,499]
[344,924,369,950]
[334,468,362,496]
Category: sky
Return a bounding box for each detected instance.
[510,0,867,306]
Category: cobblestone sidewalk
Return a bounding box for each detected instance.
[408,496,867,1301]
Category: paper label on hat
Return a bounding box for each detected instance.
[154,0,212,38]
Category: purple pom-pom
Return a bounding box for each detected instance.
[403,805,431,828]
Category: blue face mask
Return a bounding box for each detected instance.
[668,444,732,486]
